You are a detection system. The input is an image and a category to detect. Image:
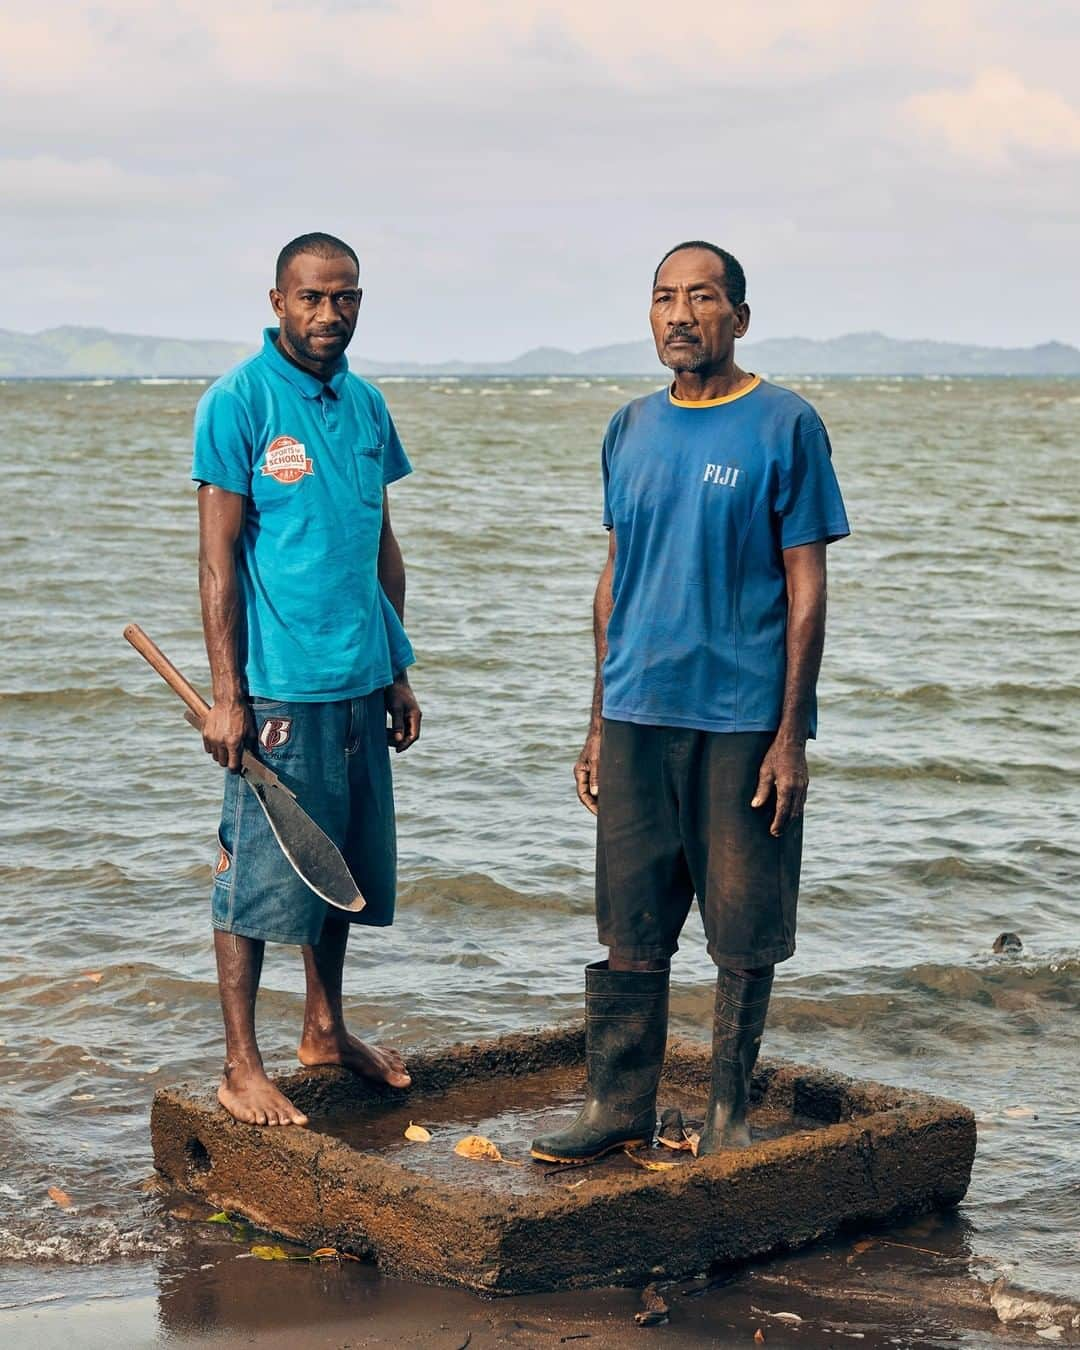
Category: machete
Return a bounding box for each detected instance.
[123,623,365,915]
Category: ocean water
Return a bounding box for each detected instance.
[0,374,1077,1320]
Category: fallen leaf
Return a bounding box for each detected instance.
[656,1132,695,1153]
[637,1282,669,1324]
[404,1122,432,1142]
[47,1186,73,1209]
[623,1146,677,1171]
[754,1331,765,1344]
[83,972,103,983]
[453,1134,522,1165]
[250,1244,290,1261]
[310,1247,340,1259]
[206,1211,231,1224]
[454,1134,502,1161]
[634,1309,670,1326]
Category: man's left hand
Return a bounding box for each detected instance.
[385,677,422,752]
[751,739,808,837]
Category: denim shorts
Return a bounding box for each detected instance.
[211,690,396,945]
[595,721,803,968]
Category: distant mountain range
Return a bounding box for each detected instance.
[3,325,1080,378]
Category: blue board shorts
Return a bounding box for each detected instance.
[211,691,396,946]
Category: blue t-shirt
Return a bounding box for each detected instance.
[192,328,415,702]
[601,377,850,735]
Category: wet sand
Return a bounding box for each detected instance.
[5,1212,1078,1348]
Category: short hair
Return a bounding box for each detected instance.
[652,240,746,306]
[275,233,359,288]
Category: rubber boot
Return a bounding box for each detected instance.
[531,962,669,1164]
[697,967,774,1156]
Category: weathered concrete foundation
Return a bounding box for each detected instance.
[150,1027,976,1294]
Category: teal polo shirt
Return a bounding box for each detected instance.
[192,327,415,702]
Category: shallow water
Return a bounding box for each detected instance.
[0,375,1077,1318]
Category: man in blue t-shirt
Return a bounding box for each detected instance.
[533,241,849,1164]
[192,232,421,1128]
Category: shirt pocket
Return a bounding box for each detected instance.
[354,443,384,508]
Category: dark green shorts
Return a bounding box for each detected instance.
[595,720,802,968]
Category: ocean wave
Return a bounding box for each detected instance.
[814,757,1010,784]
[400,872,580,914]
[0,1220,176,1265]
[0,685,133,710]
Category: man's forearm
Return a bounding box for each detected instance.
[199,552,245,703]
[378,537,406,622]
[589,558,614,731]
[776,583,826,746]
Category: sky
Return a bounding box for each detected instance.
[3,1,1079,361]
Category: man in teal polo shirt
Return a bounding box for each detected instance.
[192,232,421,1127]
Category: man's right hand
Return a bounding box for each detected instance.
[574,729,602,815]
[202,697,254,772]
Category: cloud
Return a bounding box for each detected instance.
[904,68,1080,166]
[0,0,972,101]
[0,156,224,214]
[0,3,1078,349]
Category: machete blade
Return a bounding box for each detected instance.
[181,712,365,914]
[125,630,367,916]
[242,764,366,914]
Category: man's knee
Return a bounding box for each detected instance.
[721,964,774,979]
[607,948,670,973]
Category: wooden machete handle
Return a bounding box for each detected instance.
[123,623,211,721]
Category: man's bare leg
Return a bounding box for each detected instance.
[214,930,309,1126]
[608,950,670,973]
[297,913,411,1087]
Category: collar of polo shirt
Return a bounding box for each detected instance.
[262,328,349,400]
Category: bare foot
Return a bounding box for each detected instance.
[218,1063,309,1127]
[298,1029,411,1088]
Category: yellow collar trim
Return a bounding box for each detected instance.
[669,374,761,408]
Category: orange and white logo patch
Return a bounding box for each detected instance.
[215,847,231,876]
[261,435,314,484]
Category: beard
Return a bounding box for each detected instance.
[660,341,709,373]
[281,319,351,366]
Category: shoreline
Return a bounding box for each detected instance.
[3,1219,1078,1348]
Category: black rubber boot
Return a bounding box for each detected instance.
[531,962,669,1164]
[697,967,774,1156]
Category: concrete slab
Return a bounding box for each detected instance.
[150,1026,976,1294]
